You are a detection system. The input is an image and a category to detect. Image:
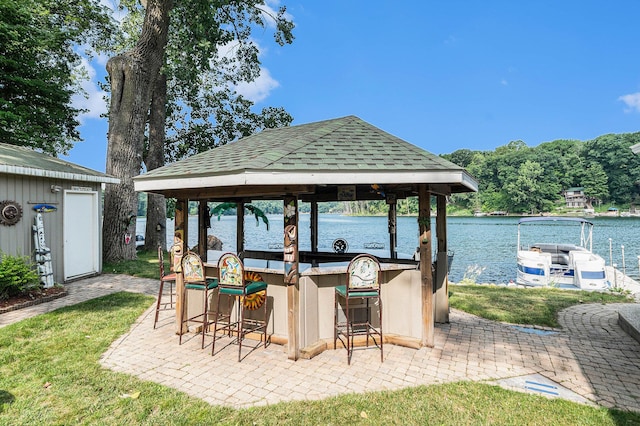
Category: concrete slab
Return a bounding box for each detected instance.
[618,304,640,345]
[488,373,595,406]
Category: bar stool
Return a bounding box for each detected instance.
[178,251,218,348]
[334,254,383,365]
[211,252,268,361]
[154,246,177,329]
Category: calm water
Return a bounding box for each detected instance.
[138,215,640,283]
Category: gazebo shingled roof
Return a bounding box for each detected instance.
[134,116,477,198]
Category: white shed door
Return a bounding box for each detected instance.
[63,190,99,280]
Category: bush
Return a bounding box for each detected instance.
[0,252,40,300]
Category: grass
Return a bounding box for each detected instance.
[3,256,639,423]
[1,292,639,425]
[449,284,634,327]
[103,249,163,280]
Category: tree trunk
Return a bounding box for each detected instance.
[102,0,172,262]
[144,72,168,251]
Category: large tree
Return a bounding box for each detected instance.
[103,0,294,261]
[583,133,640,205]
[0,0,114,154]
[103,0,172,262]
[582,162,609,208]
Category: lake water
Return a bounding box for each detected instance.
[138,215,640,284]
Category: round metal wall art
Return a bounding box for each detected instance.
[332,238,348,254]
[0,200,23,226]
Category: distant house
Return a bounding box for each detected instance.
[0,143,119,283]
[563,187,586,208]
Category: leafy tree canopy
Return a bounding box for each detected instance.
[101,0,295,261]
[0,0,115,155]
[105,0,294,163]
[442,132,640,214]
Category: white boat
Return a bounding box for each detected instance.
[516,217,610,290]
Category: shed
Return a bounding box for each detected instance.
[0,143,120,283]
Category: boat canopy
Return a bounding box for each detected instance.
[517,217,594,252]
[518,217,593,226]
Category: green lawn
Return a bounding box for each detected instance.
[449,284,634,327]
[1,292,639,424]
[103,249,161,280]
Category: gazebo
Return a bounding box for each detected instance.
[134,115,477,360]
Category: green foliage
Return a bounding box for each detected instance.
[444,132,640,214]
[149,199,418,219]
[107,0,295,164]
[582,133,640,204]
[210,202,270,230]
[0,0,115,155]
[0,252,40,300]
[582,161,609,203]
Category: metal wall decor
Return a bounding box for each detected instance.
[243,271,266,310]
[33,212,54,287]
[332,238,348,254]
[0,200,23,226]
[283,198,298,284]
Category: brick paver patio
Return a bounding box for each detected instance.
[2,274,639,412]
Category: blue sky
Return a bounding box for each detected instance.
[63,0,640,172]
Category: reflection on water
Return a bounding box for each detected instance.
[137,215,640,284]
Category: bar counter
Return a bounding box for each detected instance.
[185,252,424,357]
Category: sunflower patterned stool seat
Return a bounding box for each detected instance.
[211,252,268,361]
[334,254,383,365]
[178,251,218,348]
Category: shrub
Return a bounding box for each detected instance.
[0,252,40,300]
[458,264,486,285]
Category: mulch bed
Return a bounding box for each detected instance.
[0,286,68,314]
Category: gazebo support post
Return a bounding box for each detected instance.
[418,185,434,347]
[283,196,300,360]
[197,201,208,261]
[310,201,318,254]
[237,200,245,258]
[435,194,449,323]
[388,199,397,259]
[174,198,188,335]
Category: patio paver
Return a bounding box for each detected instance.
[2,274,639,412]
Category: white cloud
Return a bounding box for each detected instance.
[258,0,294,28]
[500,79,508,86]
[99,0,128,23]
[619,92,640,113]
[69,0,123,123]
[72,56,108,122]
[444,35,457,45]
[72,1,292,117]
[234,67,280,103]
[218,39,281,103]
